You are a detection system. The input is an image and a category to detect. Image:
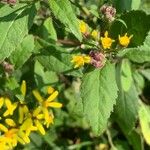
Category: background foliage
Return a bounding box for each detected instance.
[0,0,150,149]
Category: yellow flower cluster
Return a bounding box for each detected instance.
[0,81,62,150]
[72,20,133,69]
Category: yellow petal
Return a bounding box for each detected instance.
[36,114,44,120]
[3,110,10,117]
[32,90,43,103]
[17,136,25,145]
[18,106,24,124]
[47,102,62,108]
[5,98,11,108]
[47,86,55,94]
[0,97,4,108]
[104,31,108,37]
[18,131,30,143]
[0,123,8,132]
[46,91,59,102]
[5,119,16,127]
[33,106,42,117]
[42,107,49,121]
[21,80,26,97]
[34,120,45,135]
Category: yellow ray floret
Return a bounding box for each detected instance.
[0,97,4,109]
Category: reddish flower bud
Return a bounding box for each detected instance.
[1,61,14,73]
[1,0,16,5]
[89,51,106,68]
[100,4,116,22]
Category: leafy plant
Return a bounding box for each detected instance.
[0,0,150,149]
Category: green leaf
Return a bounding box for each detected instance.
[139,102,150,145]
[49,0,82,41]
[133,70,145,94]
[121,59,132,92]
[34,60,58,87]
[110,10,150,46]
[140,69,150,81]
[38,17,57,42]
[114,63,139,133]
[112,0,132,13]
[81,62,118,135]
[36,39,82,77]
[131,0,141,10]
[9,35,34,68]
[0,4,36,61]
[118,31,150,63]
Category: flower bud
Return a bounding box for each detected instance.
[89,51,106,68]
[1,0,16,5]
[100,4,116,22]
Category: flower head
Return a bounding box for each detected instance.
[119,33,133,47]
[91,30,100,40]
[32,87,62,131]
[101,31,114,49]
[3,98,18,117]
[79,20,89,35]
[89,51,106,68]
[71,55,91,68]
[100,4,116,22]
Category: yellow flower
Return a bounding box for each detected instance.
[32,87,61,130]
[79,20,88,34]
[91,30,99,40]
[3,98,18,117]
[0,127,19,149]
[119,33,133,47]
[20,117,37,136]
[101,31,115,49]
[32,88,62,108]
[71,55,91,68]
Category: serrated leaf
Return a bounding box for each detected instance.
[9,35,34,68]
[81,62,118,135]
[139,102,150,145]
[49,0,82,41]
[0,4,36,61]
[121,59,132,92]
